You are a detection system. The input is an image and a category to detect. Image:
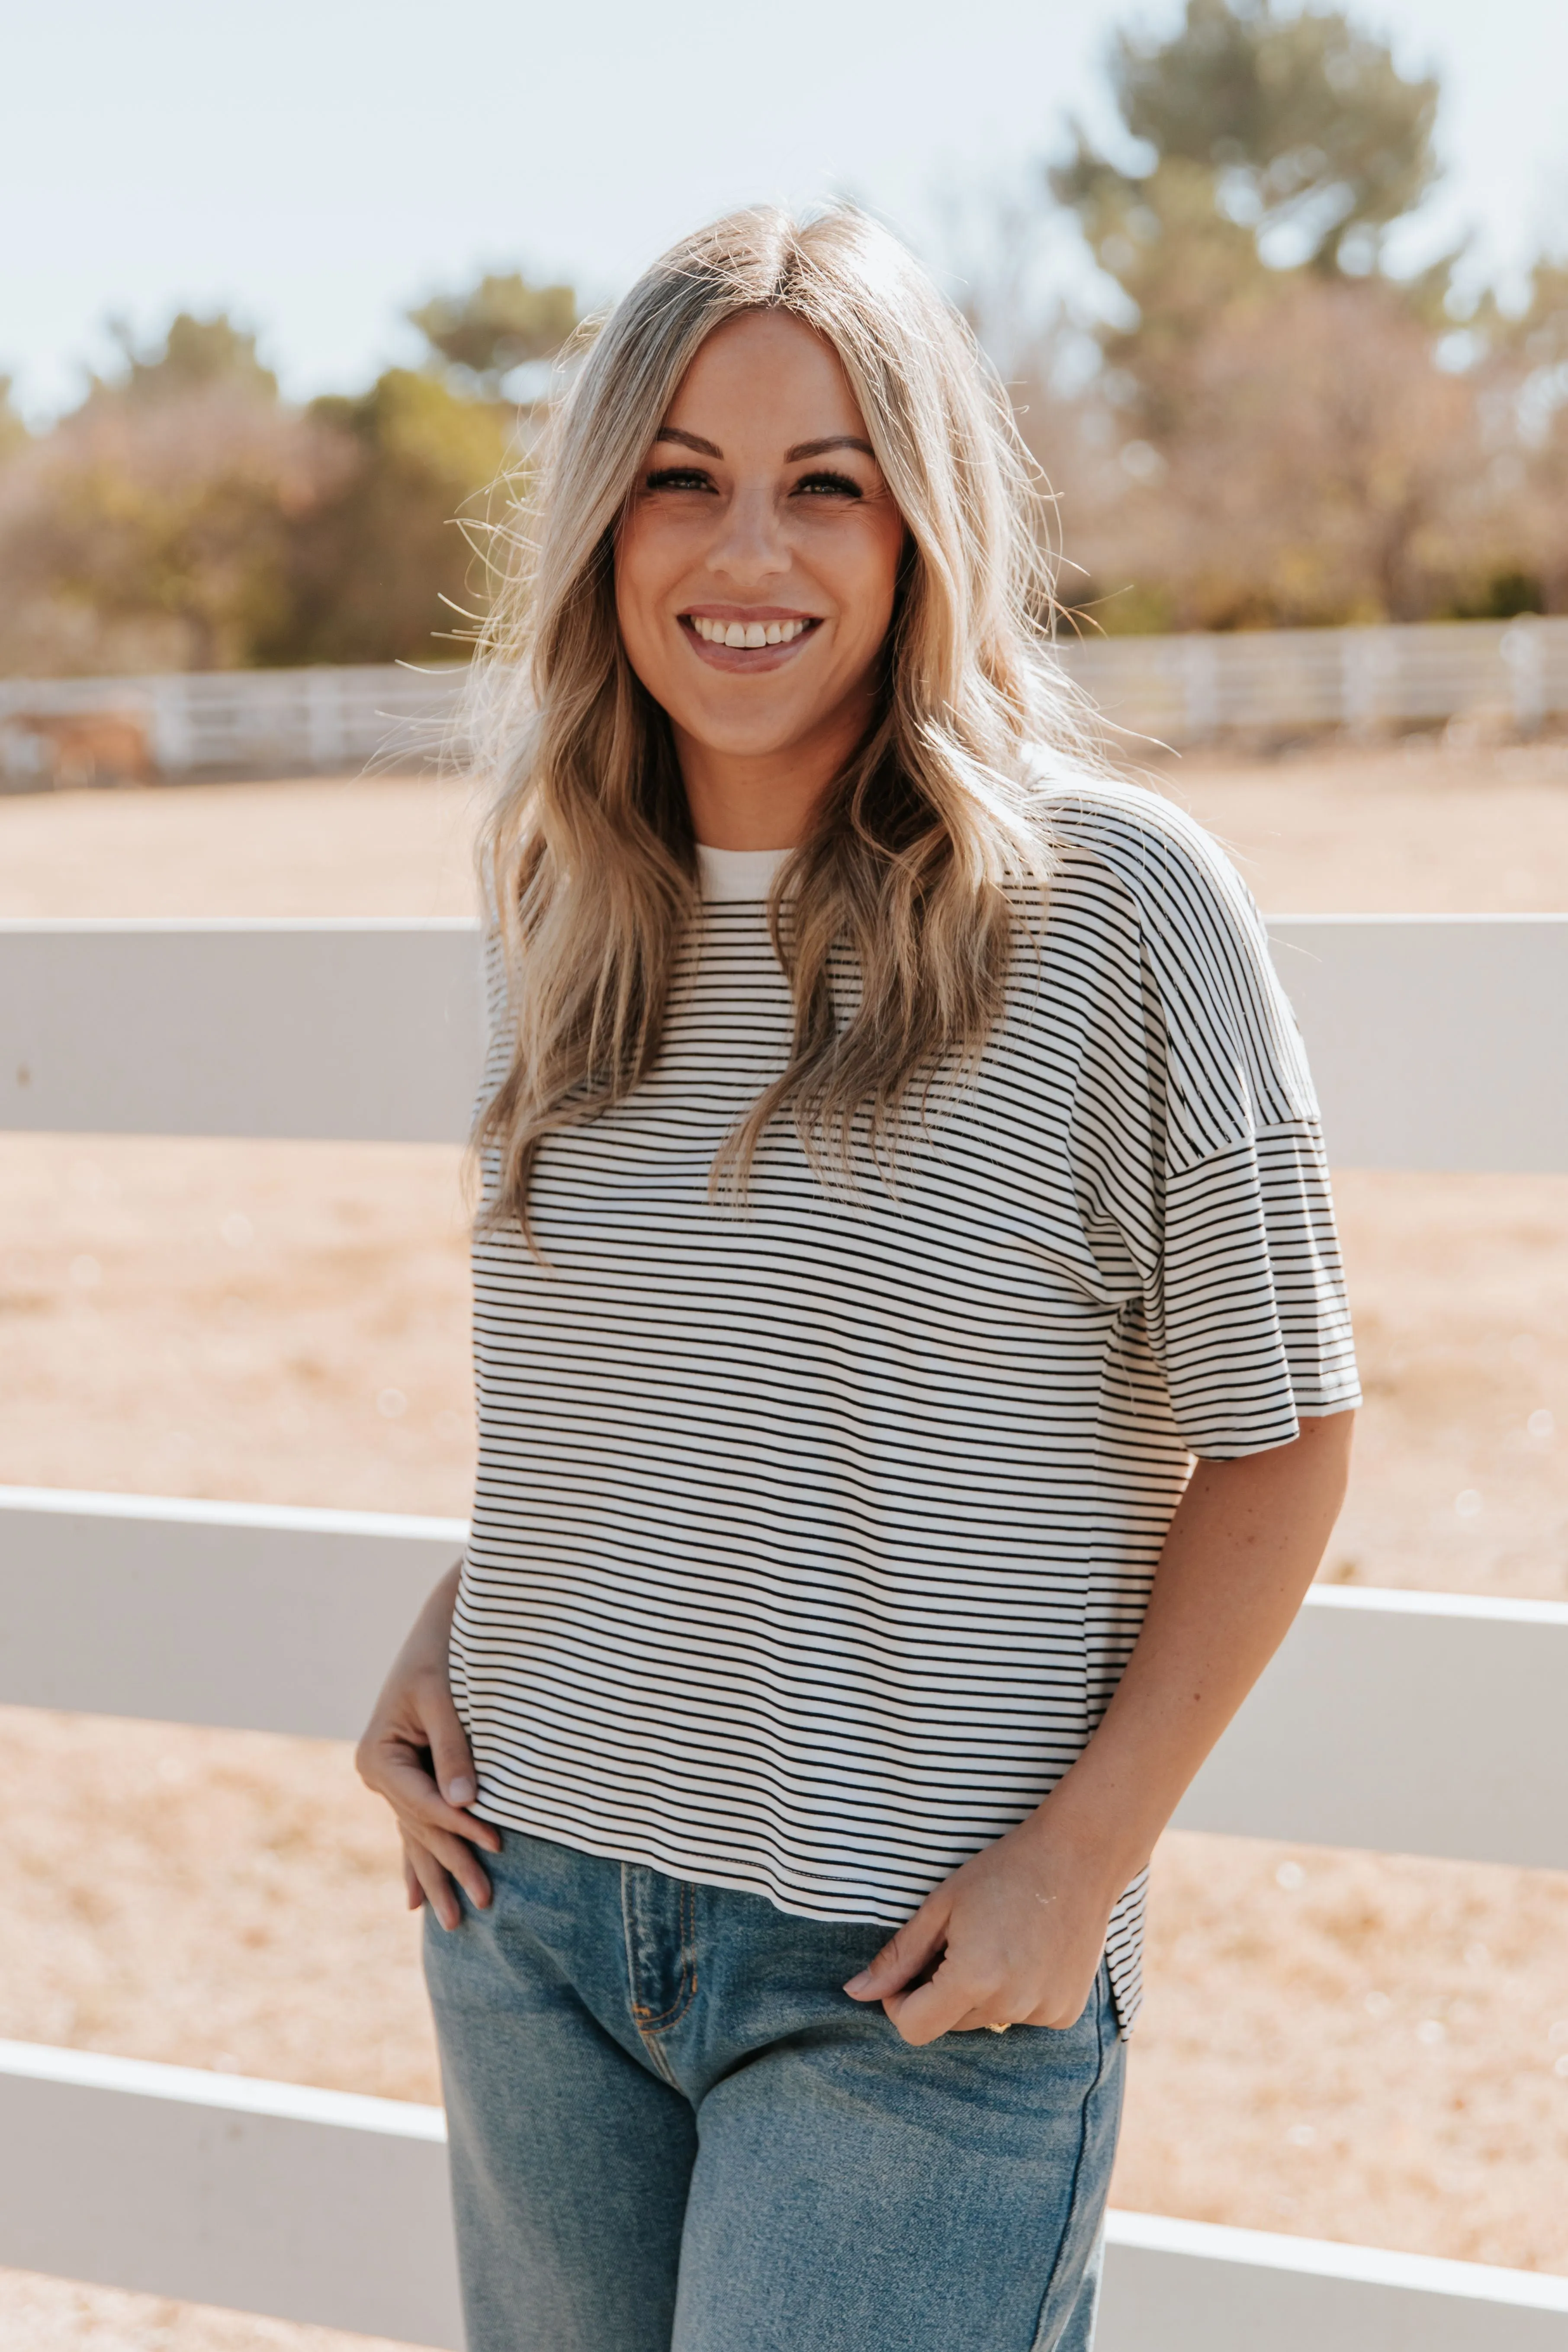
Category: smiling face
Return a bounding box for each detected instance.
[614,309,909,849]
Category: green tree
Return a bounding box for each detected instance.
[257,367,512,665]
[409,272,577,393]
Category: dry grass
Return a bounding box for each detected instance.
[2,739,1567,2345]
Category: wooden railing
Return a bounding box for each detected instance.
[2,914,1567,2347]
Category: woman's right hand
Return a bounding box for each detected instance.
[355,1562,501,1930]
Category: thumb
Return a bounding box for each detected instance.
[844,1896,949,2001]
[418,1678,479,1807]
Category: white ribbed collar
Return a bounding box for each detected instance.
[696,844,795,902]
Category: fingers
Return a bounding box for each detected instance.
[411,1818,495,1912]
[421,1681,481,1810]
[882,1957,999,2047]
[843,1901,949,2002]
[403,1834,463,1933]
[400,1824,492,1929]
[363,1739,502,1854]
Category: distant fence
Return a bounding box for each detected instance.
[1,617,1565,784]
[1064,616,1568,746]
[0,663,462,784]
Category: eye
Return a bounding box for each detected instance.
[644,466,714,492]
[792,469,863,500]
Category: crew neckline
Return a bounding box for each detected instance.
[696,843,796,902]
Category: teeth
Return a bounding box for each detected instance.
[691,616,812,646]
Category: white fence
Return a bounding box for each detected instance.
[2,914,1567,2347]
[1,615,1565,778]
[0,663,463,780]
[1064,614,1568,745]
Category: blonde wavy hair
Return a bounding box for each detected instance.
[470,203,1094,1234]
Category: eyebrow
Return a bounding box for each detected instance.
[651,427,877,463]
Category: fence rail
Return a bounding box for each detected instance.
[4,1488,1564,1870]
[3,2035,1566,2352]
[6,915,1567,1173]
[6,914,1568,2343]
[1,616,1565,781]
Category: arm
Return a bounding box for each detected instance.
[845,1407,1355,2044]
[355,1563,501,1930]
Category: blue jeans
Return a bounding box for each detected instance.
[424,1828,1125,2352]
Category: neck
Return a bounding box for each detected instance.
[673,700,871,851]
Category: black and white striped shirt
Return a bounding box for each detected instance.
[453,779,1359,2029]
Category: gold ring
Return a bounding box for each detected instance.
[986,2021,1010,2034]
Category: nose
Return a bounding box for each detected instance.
[707,484,791,587]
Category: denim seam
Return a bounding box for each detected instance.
[1025,1964,1112,2352]
[621,1871,699,2076]
[653,1876,701,2032]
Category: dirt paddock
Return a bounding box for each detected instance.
[1,737,1566,2347]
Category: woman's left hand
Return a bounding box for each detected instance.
[842,1815,1120,2046]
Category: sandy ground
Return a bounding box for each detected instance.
[2,740,1568,2346]
[1,734,1567,922]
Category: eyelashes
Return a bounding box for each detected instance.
[793,471,863,499]
[640,468,866,500]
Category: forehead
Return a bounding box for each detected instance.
[663,311,869,441]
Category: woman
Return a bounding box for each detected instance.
[358,206,1358,2352]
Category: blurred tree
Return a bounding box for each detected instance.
[1073,0,1442,273]
[1481,255,1568,614]
[255,367,512,665]
[96,310,279,407]
[1080,278,1482,628]
[409,272,577,393]
[0,377,30,461]
[1052,0,1446,432]
[0,390,341,672]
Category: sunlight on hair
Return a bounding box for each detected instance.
[466,204,1106,1246]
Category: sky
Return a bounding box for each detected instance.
[4,0,1567,417]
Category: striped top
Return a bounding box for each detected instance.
[453,778,1359,2030]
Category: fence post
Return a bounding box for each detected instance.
[1502,620,1546,737]
[1181,634,1221,739]
[305,668,348,770]
[1339,630,1389,735]
[146,676,194,774]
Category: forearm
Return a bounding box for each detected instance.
[1025,1408,1356,1895]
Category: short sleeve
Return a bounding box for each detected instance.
[1155,1119,1359,1457]
[1053,785,1360,1459]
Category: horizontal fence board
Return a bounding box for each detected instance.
[5,1491,1565,1871]
[1172,1584,1568,1869]
[1100,2212,1568,2350]
[1270,917,1568,1173]
[3,2042,1563,2352]
[4,916,1567,1170]
[0,2042,461,2344]
[0,1491,462,1741]
[0,918,482,1143]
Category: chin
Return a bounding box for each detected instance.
[679,703,814,761]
